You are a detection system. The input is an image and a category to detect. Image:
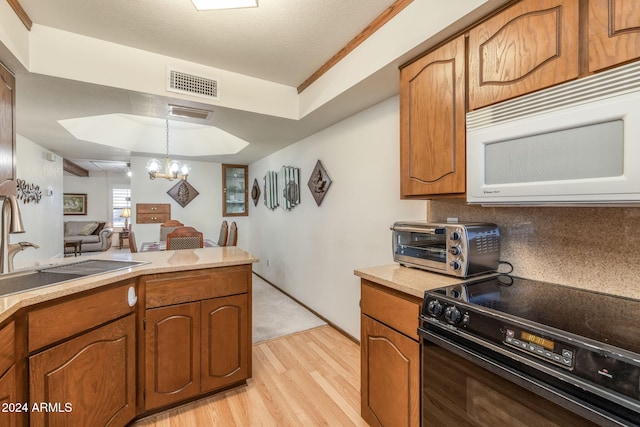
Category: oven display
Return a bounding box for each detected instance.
[520,331,554,351]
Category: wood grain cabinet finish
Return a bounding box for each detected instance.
[588,0,640,73]
[200,294,249,392]
[0,366,18,427]
[360,281,420,427]
[0,63,16,196]
[400,35,466,198]
[144,302,201,410]
[468,0,579,111]
[136,203,171,224]
[142,266,252,411]
[29,314,136,427]
[0,320,17,427]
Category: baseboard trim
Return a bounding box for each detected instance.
[252,271,359,345]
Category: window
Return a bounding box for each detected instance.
[112,187,131,228]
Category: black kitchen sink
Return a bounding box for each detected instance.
[0,259,147,297]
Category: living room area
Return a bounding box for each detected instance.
[13,136,249,270]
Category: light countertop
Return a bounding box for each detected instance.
[0,247,258,324]
[354,264,495,298]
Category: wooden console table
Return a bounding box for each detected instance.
[64,239,82,257]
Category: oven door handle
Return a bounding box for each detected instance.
[391,225,445,234]
[419,328,636,427]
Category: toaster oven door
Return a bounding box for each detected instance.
[393,226,448,272]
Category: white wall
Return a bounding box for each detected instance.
[129,157,249,249]
[63,172,130,224]
[249,96,425,339]
[13,135,64,268]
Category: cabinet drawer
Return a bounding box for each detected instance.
[144,265,251,308]
[361,280,420,341]
[136,203,170,214]
[136,213,171,224]
[28,282,136,352]
[0,321,15,375]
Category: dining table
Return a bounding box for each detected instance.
[140,238,218,252]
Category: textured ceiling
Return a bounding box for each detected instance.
[18,0,396,87]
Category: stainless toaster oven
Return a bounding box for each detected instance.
[391,221,500,277]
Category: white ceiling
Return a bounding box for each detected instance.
[0,0,508,172]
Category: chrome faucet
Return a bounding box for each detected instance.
[0,195,38,273]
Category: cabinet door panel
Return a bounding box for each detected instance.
[468,0,579,110]
[201,295,249,392]
[29,315,136,427]
[361,314,419,427]
[589,0,640,72]
[0,365,18,427]
[400,35,465,197]
[0,63,15,196]
[145,303,200,410]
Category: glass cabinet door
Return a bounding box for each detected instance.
[222,164,248,216]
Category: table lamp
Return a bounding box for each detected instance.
[120,208,131,230]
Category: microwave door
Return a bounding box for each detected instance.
[466,85,640,205]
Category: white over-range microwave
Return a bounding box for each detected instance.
[466,60,640,206]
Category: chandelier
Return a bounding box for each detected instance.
[146,119,190,181]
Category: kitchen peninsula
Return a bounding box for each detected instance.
[0,247,257,427]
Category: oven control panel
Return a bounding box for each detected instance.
[503,327,575,370]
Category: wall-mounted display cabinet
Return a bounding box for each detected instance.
[222,164,248,217]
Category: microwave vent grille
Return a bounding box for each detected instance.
[467,60,640,130]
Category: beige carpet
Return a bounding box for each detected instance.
[252,274,327,343]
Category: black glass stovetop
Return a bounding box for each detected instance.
[440,275,640,355]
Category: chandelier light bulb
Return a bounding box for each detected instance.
[168,160,181,174]
[146,159,161,173]
[180,164,191,176]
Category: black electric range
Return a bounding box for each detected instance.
[419,274,640,426]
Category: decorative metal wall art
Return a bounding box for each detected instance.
[264,171,279,210]
[167,180,200,207]
[278,166,300,210]
[307,160,332,206]
[16,179,42,204]
[251,178,261,206]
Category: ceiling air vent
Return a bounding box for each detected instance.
[167,68,219,101]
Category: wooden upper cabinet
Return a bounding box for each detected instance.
[0,63,16,196]
[468,0,580,111]
[400,35,466,198]
[588,0,640,73]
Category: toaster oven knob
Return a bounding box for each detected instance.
[450,260,462,271]
[427,300,444,317]
[449,231,461,241]
[449,246,461,256]
[445,306,463,324]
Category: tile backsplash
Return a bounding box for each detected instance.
[428,199,640,299]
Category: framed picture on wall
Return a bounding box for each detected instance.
[63,193,87,215]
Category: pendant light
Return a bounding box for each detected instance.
[146,119,190,181]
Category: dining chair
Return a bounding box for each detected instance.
[166,226,204,250]
[226,222,238,246]
[128,230,138,253]
[160,219,184,241]
[217,220,228,247]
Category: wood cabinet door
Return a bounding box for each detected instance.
[29,314,136,427]
[0,63,15,196]
[200,294,249,392]
[468,0,579,110]
[588,0,640,73]
[400,35,466,197]
[144,302,200,410]
[0,365,19,427]
[361,314,419,427]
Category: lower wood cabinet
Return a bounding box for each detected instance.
[144,292,250,411]
[360,280,421,427]
[29,314,136,427]
[0,365,19,427]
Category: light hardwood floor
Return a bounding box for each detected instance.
[133,325,367,426]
